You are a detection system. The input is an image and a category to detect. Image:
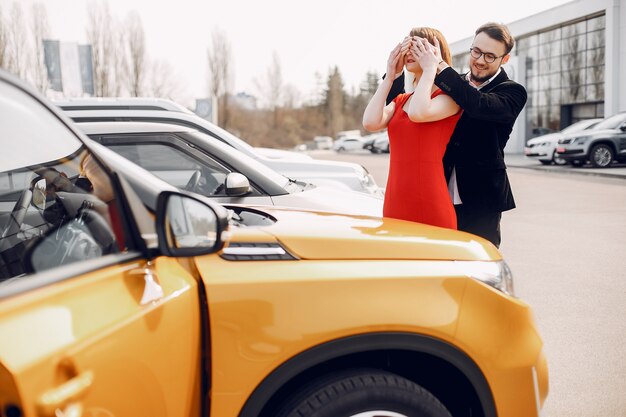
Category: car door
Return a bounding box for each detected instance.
[92,133,275,206]
[0,76,203,417]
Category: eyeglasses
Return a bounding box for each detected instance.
[469,47,506,64]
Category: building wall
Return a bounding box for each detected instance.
[448,0,625,153]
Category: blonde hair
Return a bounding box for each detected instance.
[409,27,452,65]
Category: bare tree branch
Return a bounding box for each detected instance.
[86,0,116,96]
[0,5,8,69]
[30,2,50,92]
[124,11,146,96]
[6,3,29,78]
[206,28,233,127]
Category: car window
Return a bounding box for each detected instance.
[0,82,128,284]
[106,142,232,196]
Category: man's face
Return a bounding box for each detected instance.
[469,31,510,84]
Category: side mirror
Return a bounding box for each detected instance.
[31,178,47,210]
[225,172,251,196]
[156,191,229,257]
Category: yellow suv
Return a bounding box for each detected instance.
[0,71,547,417]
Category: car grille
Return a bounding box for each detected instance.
[220,242,297,261]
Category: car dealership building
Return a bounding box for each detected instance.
[449,0,626,153]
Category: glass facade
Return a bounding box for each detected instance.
[452,13,606,142]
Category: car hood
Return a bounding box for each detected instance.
[264,157,365,175]
[527,132,562,145]
[222,205,500,261]
[579,129,621,138]
[255,147,313,161]
[272,185,383,217]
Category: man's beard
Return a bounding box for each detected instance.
[470,68,497,83]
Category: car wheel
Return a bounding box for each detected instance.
[589,144,614,168]
[570,160,585,167]
[539,160,552,165]
[552,151,568,166]
[337,147,345,152]
[275,369,452,417]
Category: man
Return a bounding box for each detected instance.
[388,22,527,248]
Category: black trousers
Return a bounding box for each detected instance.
[454,205,502,248]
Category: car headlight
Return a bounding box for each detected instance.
[354,166,381,195]
[455,260,515,297]
[573,136,591,144]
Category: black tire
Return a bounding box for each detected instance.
[275,369,452,417]
[539,160,552,165]
[589,144,614,168]
[570,160,585,167]
[552,151,568,166]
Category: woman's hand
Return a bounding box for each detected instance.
[387,39,408,79]
[411,37,439,74]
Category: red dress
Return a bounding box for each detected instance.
[383,90,461,229]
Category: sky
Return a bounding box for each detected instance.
[6,0,573,107]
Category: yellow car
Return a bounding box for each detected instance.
[0,70,547,417]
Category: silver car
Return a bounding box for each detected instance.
[524,118,602,165]
[55,98,382,197]
[76,121,383,217]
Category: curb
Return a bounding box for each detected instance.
[505,160,626,181]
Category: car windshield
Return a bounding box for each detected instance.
[1,82,82,171]
[561,119,600,133]
[593,113,626,130]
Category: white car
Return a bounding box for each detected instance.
[333,136,365,152]
[524,118,602,165]
[76,121,383,217]
[55,98,382,197]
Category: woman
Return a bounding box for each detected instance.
[363,27,461,229]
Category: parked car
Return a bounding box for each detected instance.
[332,136,365,152]
[555,111,626,167]
[313,135,333,149]
[55,99,382,197]
[76,121,383,216]
[524,118,602,165]
[363,131,390,154]
[1,70,548,417]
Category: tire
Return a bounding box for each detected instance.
[552,151,568,166]
[570,160,585,167]
[539,160,552,165]
[275,369,452,417]
[337,147,345,153]
[589,144,614,168]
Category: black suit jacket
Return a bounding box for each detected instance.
[388,68,527,212]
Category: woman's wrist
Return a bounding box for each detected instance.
[436,60,449,74]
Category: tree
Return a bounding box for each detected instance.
[254,51,283,128]
[87,0,117,96]
[206,28,233,128]
[146,58,182,99]
[324,66,346,136]
[6,2,28,79]
[124,11,146,96]
[30,2,50,92]
[0,5,7,70]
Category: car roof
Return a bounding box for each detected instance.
[53,97,194,114]
[77,121,197,135]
